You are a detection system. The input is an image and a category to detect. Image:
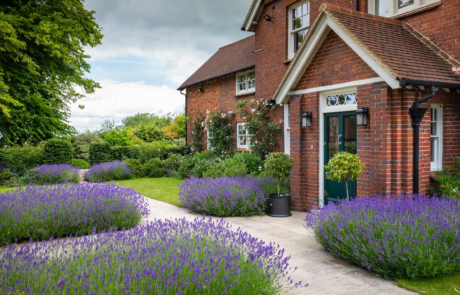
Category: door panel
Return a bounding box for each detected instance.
[324,112,357,205]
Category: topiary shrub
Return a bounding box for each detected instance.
[264,152,294,196]
[89,143,113,165]
[141,158,165,178]
[0,145,44,175]
[203,161,248,178]
[124,159,144,178]
[43,139,73,165]
[71,159,90,169]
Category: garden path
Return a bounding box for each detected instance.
[141,196,416,295]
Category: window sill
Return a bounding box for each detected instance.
[235,91,256,98]
[391,1,443,19]
[430,171,440,181]
[235,148,249,151]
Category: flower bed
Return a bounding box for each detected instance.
[0,183,149,246]
[305,195,460,279]
[179,176,282,217]
[85,160,132,182]
[0,218,304,294]
[31,164,80,184]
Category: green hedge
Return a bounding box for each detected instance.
[0,146,44,175]
[89,143,113,165]
[43,139,73,164]
[71,159,90,169]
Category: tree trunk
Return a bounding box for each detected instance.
[346,181,349,201]
[278,179,280,196]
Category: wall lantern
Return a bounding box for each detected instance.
[356,107,369,126]
[267,99,276,105]
[198,87,204,93]
[302,111,312,128]
[264,15,272,22]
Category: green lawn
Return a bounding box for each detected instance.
[0,186,23,194]
[115,177,184,207]
[397,274,460,295]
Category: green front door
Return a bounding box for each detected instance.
[324,112,357,205]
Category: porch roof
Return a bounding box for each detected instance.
[178,35,255,91]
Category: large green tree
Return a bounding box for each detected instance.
[0,0,103,145]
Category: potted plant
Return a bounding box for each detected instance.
[264,152,294,217]
[324,151,365,202]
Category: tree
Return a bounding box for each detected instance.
[0,0,103,145]
[324,152,365,201]
[264,152,294,196]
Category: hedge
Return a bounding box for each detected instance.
[89,143,113,165]
[0,146,44,175]
[43,139,73,165]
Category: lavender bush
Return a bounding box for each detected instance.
[31,164,80,184]
[179,176,284,217]
[305,195,460,279]
[0,183,149,246]
[85,160,132,182]
[0,218,305,294]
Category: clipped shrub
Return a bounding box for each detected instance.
[30,164,80,184]
[179,176,278,217]
[43,139,73,164]
[132,123,165,142]
[0,145,44,175]
[124,159,144,178]
[305,195,460,280]
[432,156,460,199]
[111,146,132,161]
[89,143,113,165]
[0,218,303,294]
[0,183,149,246]
[141,158,165,178]
[85,161,132,182]
[264,152,294,196]
[71,131,103,161]
[203,161,248,178]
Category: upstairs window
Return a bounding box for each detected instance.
[236,70,255,95]
[288,1,310,59]
[369,0,440,18]
[431,104,443,171]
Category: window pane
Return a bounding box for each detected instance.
[247,72,255,80]
[431,122,437,136]
[431,138,438,162]
[344,115,357,155]
[294,29,308,52]
[248,80,255,89]
[239,83,246,91]
[399,0,414,9]
[237,75,245,83]
[375,0,389,15]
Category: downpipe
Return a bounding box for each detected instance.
[408,86,436,194]
[180,90,187,146]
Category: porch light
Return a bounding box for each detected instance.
[302,111,312,128]
[267,99,276,105]
[356,107,369,126]
[198,88,204,93]
[264,15,272,22]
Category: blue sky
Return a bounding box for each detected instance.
[70,0,253,132]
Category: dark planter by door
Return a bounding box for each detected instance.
[268,193,291,217]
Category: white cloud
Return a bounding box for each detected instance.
[70,79,184,131]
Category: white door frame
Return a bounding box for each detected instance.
[318,86,358,208]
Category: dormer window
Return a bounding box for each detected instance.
[369,0,441,18]
[288,1,310,59]
[236,70,255,95]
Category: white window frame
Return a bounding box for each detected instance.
[237,123,252,149]
[430,104,443,172]
[288,1,311,59]
[207,129,214,150]
[284,103,290,155]
[368,0,441,18]
[236,70,256,95]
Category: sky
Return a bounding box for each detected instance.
[70,0,253,132]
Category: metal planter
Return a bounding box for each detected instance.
[268,193,291,217]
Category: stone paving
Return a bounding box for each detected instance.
[141,196,416,295]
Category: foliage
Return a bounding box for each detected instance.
[0,0,103,145]
[264,153,294,196]
[324,152,365,201]
[206,110,235,157]
[122,113,172,129]
[141,158,165,178]
[235,99,282,158]
[71,159,89,169]
[305,195,460,280]
[132,123,164,142]
[163,154,184,176]
[0,183,149,246]
[124,159,144,178]
[177,156,196,179]
[192,158,219,178]
[0,145,44,175]
[88,143,112,165]
[43,139,73,164]
[228,152,263,174]
[103,126,131,146]
[70,131,103,161]
[179,176,282,217]
[397,273,460,295]
[431,156,460,199]
[99,120,117,133]
[0,165,13,186]
[191,111,205,152]
[30,164,80,184]
[203,161,248,178]
[85,161,132,182]
[0,218,303,294]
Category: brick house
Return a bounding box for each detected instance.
[178,0,460,211]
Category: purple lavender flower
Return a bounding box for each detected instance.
[85,161,132,182]
[32,164,80,184]
[305,194,460,279]
[0,183,149,246]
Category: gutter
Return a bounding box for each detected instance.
[180,89,187,146]
[400,79,460,91]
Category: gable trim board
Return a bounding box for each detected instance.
[288,77,385,96]
[242,0,263,32]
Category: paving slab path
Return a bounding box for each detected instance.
[141,196,416,295]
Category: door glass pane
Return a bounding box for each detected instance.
[344,115,357,154]
[399,0,414,9]
[328,117,339,161]
[375,0,389,15]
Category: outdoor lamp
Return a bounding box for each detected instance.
[267,99,276,105]
[356,107,369,126]
[302,111,312,128]
[264,15,272,22]
[198,87,204,93]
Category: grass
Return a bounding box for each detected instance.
[397,274,460,295]
[115,177,184,207]
[0,186,23,194]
